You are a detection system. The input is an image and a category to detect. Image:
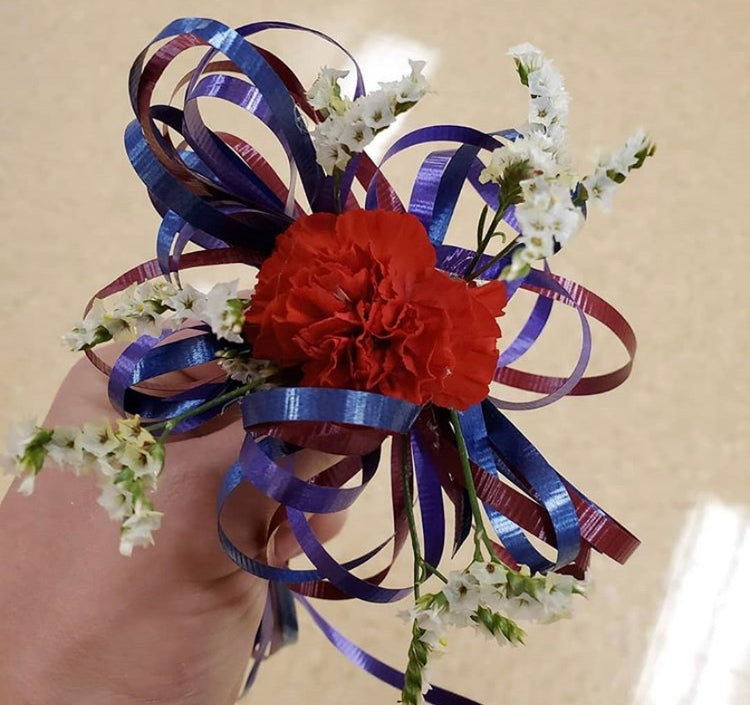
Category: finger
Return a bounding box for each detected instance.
[268,510,348,566]
[276,448,346,482]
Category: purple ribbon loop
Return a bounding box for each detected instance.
[111,18,642,704]
[238,434,376,514]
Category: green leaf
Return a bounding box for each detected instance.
[515,62,529,87]
[605,169,627,184]
[114,468,134,485]
[23,444,48,473]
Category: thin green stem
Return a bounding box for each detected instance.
[449,410,494,563]
[145,380,262,437]
[475,203,489,251]
[423,562,448,583]
[464,200,510,281]
[401,437,424,599]
[468,237,518,281]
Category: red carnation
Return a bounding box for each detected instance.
[244,209,506,410]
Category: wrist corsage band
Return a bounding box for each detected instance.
[3,17,654,705]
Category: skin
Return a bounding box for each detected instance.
[0,355,344,705]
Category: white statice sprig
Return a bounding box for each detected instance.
[308,60,430,176]
[507,42,570,150]
[119,499,163,557]
[473,44,654,282]
[1,415,166,556]
[471,44,578,282]
[64,280,252,351]
[1,420,54,495]
[399,559,586,703]
[581,129,656,210]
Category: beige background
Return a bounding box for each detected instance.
[1,1,748,704]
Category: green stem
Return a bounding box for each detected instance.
[475,204,490,251]
[423,562,448,583]
[449,410,494,562]
[464,201,510,281]
[468,237,519,281]
[401,437,424,598]
[145,380,263,438]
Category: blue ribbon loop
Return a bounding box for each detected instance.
[105,18,640,705]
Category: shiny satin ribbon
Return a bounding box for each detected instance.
[78,17,643,704]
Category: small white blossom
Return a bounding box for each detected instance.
[96,477,133,522]
[514,176,583,267]
[312,118,352,174]
[529,93,570,130]
[162,283,206,323]
[479,44,653,285]
[385,59,429,104]
[194,280,247,344]
[62,316,104,351]
[75,422,121,459]
[468,561,507,587]
[534,571,582,622]
[45,427,85,470]
[509,45,570,141]
[527,61,566,102]
[4,419,38,461]
[317,140,351,174]
[306,66,350,113]
[410,605,448,650]
[581,168,619,210]
[16,474,37,495]
[1,420,53,495]
[138,279,179,303]
[119,445,161,486]
[65,279,197,352]
[359,91,397,131]
[115,416,155,449]
[502,244,537,281]
[479,133,560,185]
[338,119,375,152]
[468,561,508,609]
[507,43,545,73]
[497,565,585,624]
[505,593,545,622]
[442,571,481,625]
[119,500,163,557]
[611,128,651,175]
[114,296,162,339]
[515,203,560,256]
[534,587,574,622]
[87,299,134,340]
[314,114,347,144]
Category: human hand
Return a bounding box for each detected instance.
[0,354,344,705]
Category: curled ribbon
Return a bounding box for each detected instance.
[81,17,640,704]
